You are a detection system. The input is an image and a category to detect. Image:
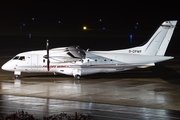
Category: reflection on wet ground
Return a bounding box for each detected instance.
[0,94,180,120]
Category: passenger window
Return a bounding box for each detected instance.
[110,59,113,63]
[19,56,25,61]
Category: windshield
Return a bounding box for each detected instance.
[12,56,25,61]
[13,56,19,60]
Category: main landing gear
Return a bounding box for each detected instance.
[75,75,81,80]
[73,69,81,80]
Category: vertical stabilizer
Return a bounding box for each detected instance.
[140,20,177,55]
[113,20,177,56]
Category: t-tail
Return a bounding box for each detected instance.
[116,20,177,56]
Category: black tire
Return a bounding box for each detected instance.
[14,75,19,79]
[75,75,81,80]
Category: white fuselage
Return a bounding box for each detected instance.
[1,49,173,77]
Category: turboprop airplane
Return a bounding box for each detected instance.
[1,20,177,80]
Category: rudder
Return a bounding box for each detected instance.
[155,21,177,55]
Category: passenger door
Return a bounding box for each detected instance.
[31,55,38,70]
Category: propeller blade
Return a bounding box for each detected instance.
[46,40,50,71]
[47,59,49,71]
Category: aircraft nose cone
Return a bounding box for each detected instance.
[1,61,11,71]
[1,63,7,70]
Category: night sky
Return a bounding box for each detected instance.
[0,0,179,52]
[0,1,179,29]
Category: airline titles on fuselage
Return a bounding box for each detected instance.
[43,65,69,68]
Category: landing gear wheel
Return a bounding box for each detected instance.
[75,75,81,80]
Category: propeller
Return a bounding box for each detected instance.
[43,40,50,71]
[46,40,50,71]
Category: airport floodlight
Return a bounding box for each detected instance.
[83,26,87,30]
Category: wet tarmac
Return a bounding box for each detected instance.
[0,55,180,119]
[1,94,180,120]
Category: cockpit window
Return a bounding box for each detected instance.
[19,56,25,61]
[13,56,19,60]
[12,56,25,61]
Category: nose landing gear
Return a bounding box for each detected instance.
[14,71,21,79]
[13,75,19,79]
